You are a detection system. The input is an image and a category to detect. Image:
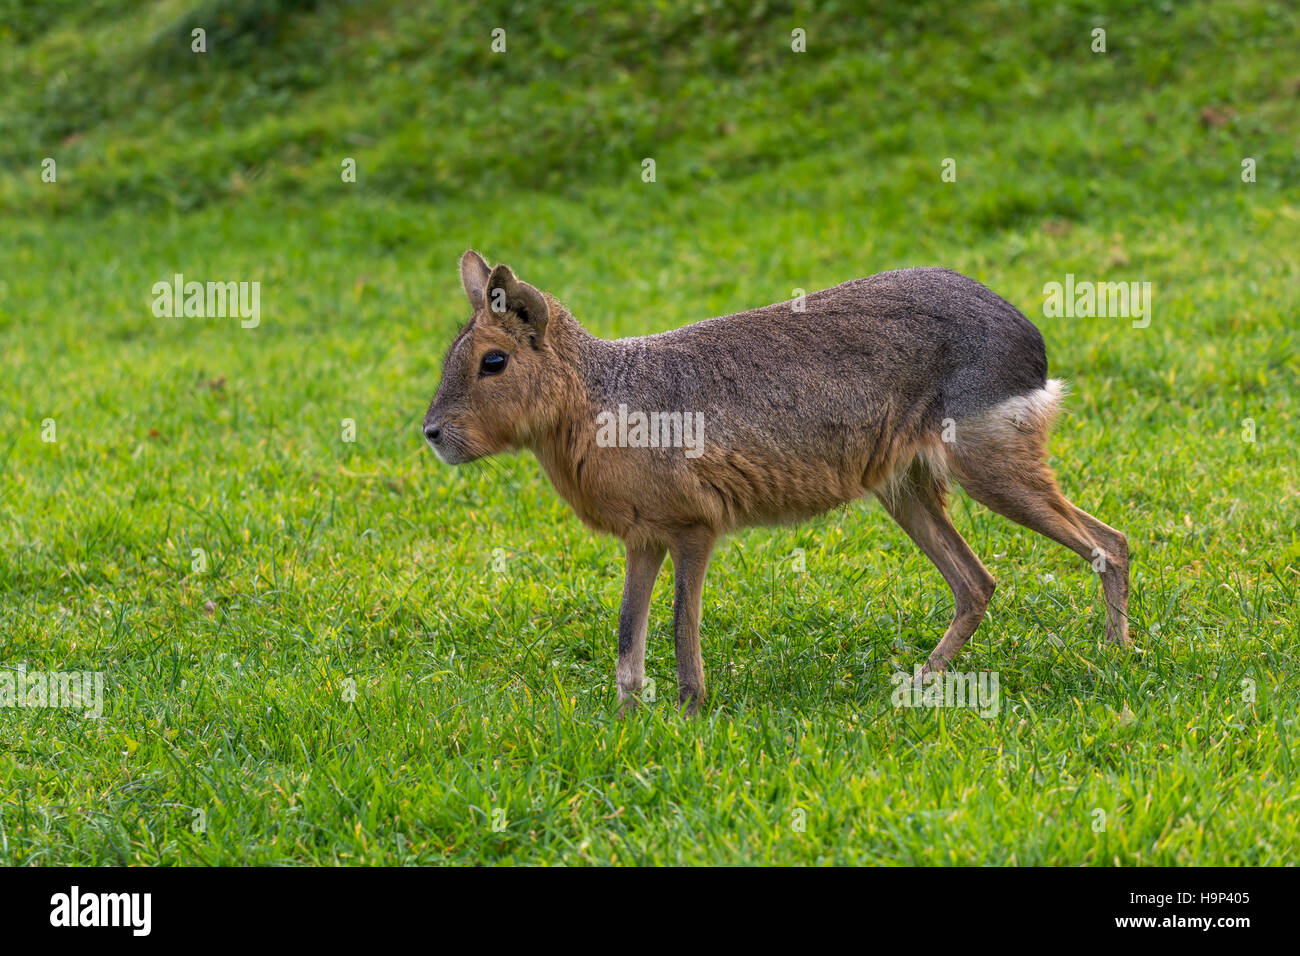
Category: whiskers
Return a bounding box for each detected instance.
[462,447,525,494]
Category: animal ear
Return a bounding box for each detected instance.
[460,250,490,311]
[485,263,550,344]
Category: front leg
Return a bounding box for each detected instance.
[669,527,716,715]
[617,541,666,710]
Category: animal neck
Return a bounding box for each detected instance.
[526,307,620,528]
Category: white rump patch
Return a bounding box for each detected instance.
[992,378,1066,435]
[879,378,1068,505]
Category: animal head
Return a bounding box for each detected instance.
[423,250,566,463]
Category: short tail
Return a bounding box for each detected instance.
[902,379,1064,495]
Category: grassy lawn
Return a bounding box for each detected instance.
[0,0,1297,864]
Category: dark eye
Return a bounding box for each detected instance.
[480,350,508,376]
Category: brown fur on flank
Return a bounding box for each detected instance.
[424,250,1131,713]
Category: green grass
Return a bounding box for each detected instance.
[1,0,1297,864]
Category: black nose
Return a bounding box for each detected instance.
[424,423,442,443]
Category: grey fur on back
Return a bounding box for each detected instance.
[578,267,1047,456]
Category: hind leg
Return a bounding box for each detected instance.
[952,452,1130,646]
[878,466,997,674]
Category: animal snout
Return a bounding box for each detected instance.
[423,421,443,446]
